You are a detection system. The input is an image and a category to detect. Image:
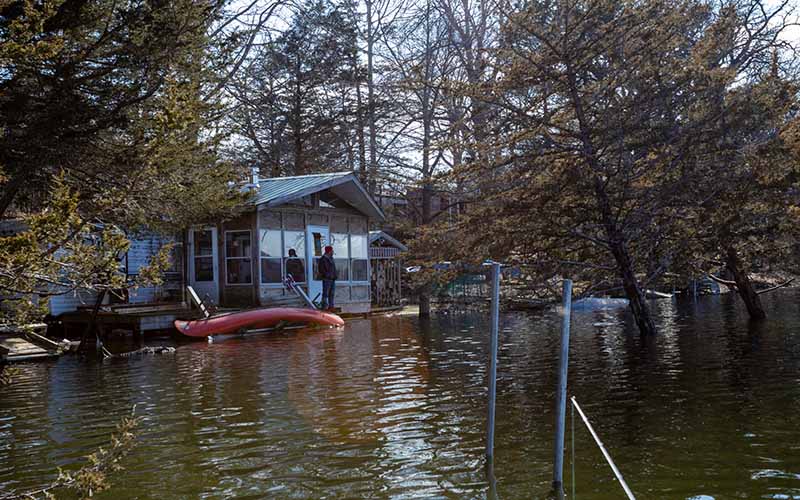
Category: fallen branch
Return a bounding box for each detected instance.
[757,278,796,295]
[705,273,738,289]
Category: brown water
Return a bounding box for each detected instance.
[1,291,799,499]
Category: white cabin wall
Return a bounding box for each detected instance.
[126,235,176,304]
[49,289,103,317]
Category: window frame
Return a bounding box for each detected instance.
[349,233,369,283]
[224,229,253,286]
[331,232,350,282]
[258,228,284,285]
[282,229,307,284]
[192,228,215,283]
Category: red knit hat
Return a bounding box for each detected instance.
[324,245,333,254]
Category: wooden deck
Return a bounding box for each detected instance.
[57,302,195,337]
[0,324,67,363]
[0,336,59,362]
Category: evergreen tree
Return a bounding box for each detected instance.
[445,0,797,334]
[0,0,249,325]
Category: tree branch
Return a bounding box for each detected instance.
[757,277,795,295]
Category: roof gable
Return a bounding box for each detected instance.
[369,230,408,251]
[254,172,385,220]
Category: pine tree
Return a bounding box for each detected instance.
[0,0,249,325]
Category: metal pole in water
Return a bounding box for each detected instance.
[486,262,501,460]
[552,279,573,493]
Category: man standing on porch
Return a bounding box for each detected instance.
[319,245,337,310]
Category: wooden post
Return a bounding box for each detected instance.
[486,263,501,460]
[396,259,402,306]
[552,279,573,493]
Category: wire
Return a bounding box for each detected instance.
[571,399,576,499]
[571,397,636,500]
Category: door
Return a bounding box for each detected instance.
[306,225,329,305]
[188,227,219,304]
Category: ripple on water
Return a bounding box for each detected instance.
[1,291,800,499]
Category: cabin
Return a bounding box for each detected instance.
[186,172,385,314]
[1,171,387,337]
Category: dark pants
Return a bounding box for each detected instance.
[322,279,336,309]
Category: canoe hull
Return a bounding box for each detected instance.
[174,307,344,338]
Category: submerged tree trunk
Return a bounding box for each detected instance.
[725,246,766,320]
[417,19,435,319]
[594,178,657,336]
[418,288,431,317]
[79,289,107,354]
[610,238,657,336]
[418,181,433,317]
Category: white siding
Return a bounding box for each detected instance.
[49,289,103,317]
[126,235,175,304]
[47,235,176,316]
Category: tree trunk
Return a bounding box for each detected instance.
[293,56,304,175]
[725,246,766,320]
[352,49,367,184]
[418,286,431,317]
[594,178,656,335]
[609,239,657,336]
[366,0,378,195]
[79,289,107,354]
[418,180,433,317]
[417,20,434,319]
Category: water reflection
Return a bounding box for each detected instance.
[0,291,799,499]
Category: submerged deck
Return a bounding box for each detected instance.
[0,324,65,363]
[0,336,58,362]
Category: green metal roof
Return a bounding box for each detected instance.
[253,172,385,220]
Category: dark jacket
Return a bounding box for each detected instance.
[286,258,305,282]
[318,254,337,280]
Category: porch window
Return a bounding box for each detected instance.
[331,232,349,281]
[225,231,252,285]
[260,229,282,283]
[193,229,214,281]
[166,241,183,275]
[350,234,368,282]
[283,230,306,283]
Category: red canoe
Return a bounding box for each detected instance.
[174,307,344,338]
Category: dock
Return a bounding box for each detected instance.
[56,302,195,338]
[0,324,66,363]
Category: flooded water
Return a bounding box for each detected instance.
[1,291,800,499]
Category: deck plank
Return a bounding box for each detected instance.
[0,336,58,362]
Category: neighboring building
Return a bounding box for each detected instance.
[369,231,407,307]
[375,188,463,226]
[186,171,385,313]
